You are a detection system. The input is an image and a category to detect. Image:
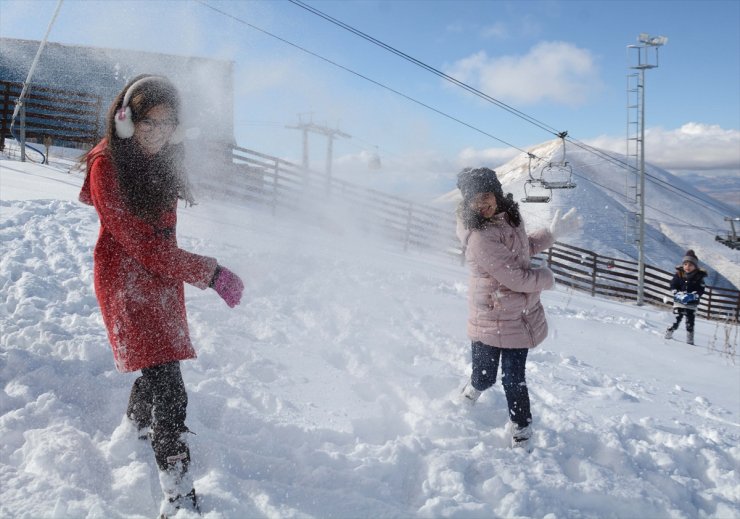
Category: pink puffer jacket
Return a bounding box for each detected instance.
[457,213,555,349]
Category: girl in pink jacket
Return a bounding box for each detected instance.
[455,167,580,450]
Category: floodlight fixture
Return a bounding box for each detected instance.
[638,34,668,46]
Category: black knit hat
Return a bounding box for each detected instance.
[457,167,503,201]
[682,249,699,267]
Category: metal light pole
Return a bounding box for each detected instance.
[627,33,667,305]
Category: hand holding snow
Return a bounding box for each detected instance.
[212,266,244,308]
[674,291,700,305]
[549,207,582,240]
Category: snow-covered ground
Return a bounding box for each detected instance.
[1,156,739,519]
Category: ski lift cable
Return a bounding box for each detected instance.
[566,164,728,236]
[560,137,730,219]
[200,1,726,224]
[199,0,627,178]
[286,0,562,138]
[287,1,726,217]
[643,218,719,233]
[235,120,288,127]
[539,150,728,237]
[195,0,535,156]
[581,156,731,220]
[644,205,725,236]
[291,0,628,173]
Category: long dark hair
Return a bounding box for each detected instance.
[459,192,522,230]
[83,75,190,223]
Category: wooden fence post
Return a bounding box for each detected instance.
[591,252,598,296]
[404,202,413,252]
[20,100,26,162]
[93,96,103,143]
[706,286,713,319]
[0,82,9,151]
[271,159,279,216]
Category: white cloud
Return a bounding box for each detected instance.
[456,146,520,168]
[445,41,601,106]
[587,123,740,175]
[481,22,508,40]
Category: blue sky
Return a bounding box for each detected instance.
[2,0,739,193]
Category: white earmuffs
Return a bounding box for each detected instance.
[114,76,184,143]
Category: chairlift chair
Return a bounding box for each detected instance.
[541,161,577,189]
[521,152,552,203]
[521,179,552,203]
[542,131,577,190]
[368,146,382,170]
[715,217,740,250]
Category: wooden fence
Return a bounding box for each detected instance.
[535,242,739,322]
[196,143,459,255]
[0,80,102,151]
[201,143,739,323]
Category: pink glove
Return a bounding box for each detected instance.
[210,266,244,308]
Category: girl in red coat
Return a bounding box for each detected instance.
[80,75,244,517]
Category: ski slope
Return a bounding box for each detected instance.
[1,158,739,519]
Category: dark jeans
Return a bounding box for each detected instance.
[127,361,191,472]
[471,341,532,428]
[669,307,696,332]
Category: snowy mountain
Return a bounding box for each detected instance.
[434,139,740,290]
[1,153,739,519]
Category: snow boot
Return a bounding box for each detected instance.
[126,376,153,440]
[460,381,481,406]
[687,331,694,345]
[159,489,199,518]
[158,461,200,518]
[511,423,532,451]
[664,328,674,340]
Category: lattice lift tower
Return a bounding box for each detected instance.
[626,33,667,305]
[287,114,351,186]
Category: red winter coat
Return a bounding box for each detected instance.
[457,212,555,349]
[81,140,218,372]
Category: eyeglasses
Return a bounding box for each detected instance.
[137,118,177,133]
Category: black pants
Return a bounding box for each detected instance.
[471,341,531,428]
[669,307,696,332]
[127,361,191,472]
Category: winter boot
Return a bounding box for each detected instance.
[664,328,674,340]
[511,423,532,451]
[687,331,694,345]
[126,376,153,440]
[460,381,481,406]
[158,460,200,518]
